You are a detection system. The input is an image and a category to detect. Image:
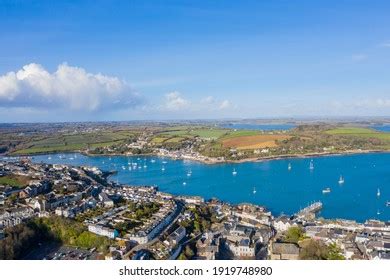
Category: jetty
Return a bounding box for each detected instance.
[296,201,323,219]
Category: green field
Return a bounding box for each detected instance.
[326,127,390,148]
[326,127,390,141]
[0,175,29,187]
[220,130,261,139]
[12,130,136,155]
[160,127,229,139]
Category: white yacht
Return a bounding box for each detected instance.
[322,187,331,194]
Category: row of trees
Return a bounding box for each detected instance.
[283,226,345,260]
[0,216,112,259]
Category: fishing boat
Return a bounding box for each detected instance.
[232,168,237,176]
[288,163,292,171]
[338,175,344,184]
[322,187,331,194]
[309,160,314,170]
[253,187,257,194]
[377,188,381,197]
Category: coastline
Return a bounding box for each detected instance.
[5,148,390,165]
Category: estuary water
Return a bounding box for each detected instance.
[29,152,390,222]
[220,123,296,131]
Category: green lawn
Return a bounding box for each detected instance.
[326,127,390,141]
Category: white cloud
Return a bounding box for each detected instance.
[219,100,231,110]
[351,54,367,61]
[0,63,141,111]
[379,41,390,48]
[163,91,190,111]
[200,96,215,104]
[353,98,390,108]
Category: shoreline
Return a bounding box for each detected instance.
[4,149,390,165]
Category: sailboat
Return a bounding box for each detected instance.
[338,175,344,185]
[232,168,237,176]
[309,160,314,170]
[288,163,292,171]
[377,188,381,197]
[253,187,257,194]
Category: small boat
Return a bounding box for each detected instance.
[309,160,314,170]
[151,159,156,163]
[183,182,187,186]
[48,156,52,160]
[232,168,237,176]
[253,187,257,194]
[386,201,390,207]
[322,187,331,194]
[161,166,165,171]
[338,175,344,185]
[162,161,167,164]
[377,209,381,215]
[143,164,147,168]
[377,188,381,197]
[128,167,132,171]
[288,163,292,171]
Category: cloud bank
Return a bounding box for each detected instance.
[0,63,141,111]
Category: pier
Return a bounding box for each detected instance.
[297,201,323,218]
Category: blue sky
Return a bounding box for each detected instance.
[0,0,390,122]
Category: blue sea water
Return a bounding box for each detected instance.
[370,125,390,132]
[221,123,295,131]
[29,152,390,222]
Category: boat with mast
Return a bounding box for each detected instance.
[377,188,381,197]
[309,160,314,170]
